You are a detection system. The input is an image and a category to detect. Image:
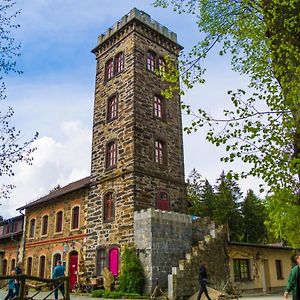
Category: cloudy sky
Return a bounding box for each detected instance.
[1,0,262,218]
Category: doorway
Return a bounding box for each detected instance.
[69,251,78,290]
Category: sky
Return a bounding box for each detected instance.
[1,0,263,218]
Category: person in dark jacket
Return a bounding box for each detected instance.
[284,252,300,300]
[4,270,15,300]
[197,263,212,300]
[52,260,66,300]
[14,262,23,297]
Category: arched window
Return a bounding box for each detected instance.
[71,206,80,230]
[96,248,107,276]
[154,95,164,119]
[2,259,7,275]
[147,51,156,72]
[55,211,63,233]
[27,257,33,276]
[41,215,48,236]
[11,258,16,272]
[158,57,166,74]
[156,191,170,211]
[104,192,114,221]
[108,247,119,276]
[53,253,61,267]
[106,141,117,168]
[115,52,124,74]
[155,140,166,165]
[105,59,114,80]
[39,256,46,278]
[29,219,35,238]
[107,95,118,122]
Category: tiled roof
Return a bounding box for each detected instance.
[17,176,91,210]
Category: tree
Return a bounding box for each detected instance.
[0,0,38,201]
[154,0,300,246]
[241,189,267,243]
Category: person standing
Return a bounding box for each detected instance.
[14,261,23,297]
[284,252,300,299]
[4,270,15,300]
[197,263,212,300]
[52,260,66,300]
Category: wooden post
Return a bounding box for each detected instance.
[65,277,70,300]
[19,275,26,300]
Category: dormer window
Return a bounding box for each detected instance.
[147,51,156,72]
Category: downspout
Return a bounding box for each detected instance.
[18,209,26,263]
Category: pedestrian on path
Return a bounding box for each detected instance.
[284,252,300,299]
[197,263,212,300]
[14,261,23,297]
[52,260,66,300]
[4,270,15,300]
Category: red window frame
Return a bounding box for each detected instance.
[42,215,48,235]
[156,191,170,211]
[27,257,33,276]
[147,51,156,71]
[71,206,80,230]
[55,211,63,233]
[155,140,165,165]
[105,59,114,80]
[104,192,114,221]
[39,256,46,278]
[29,219,35,238]
[158,57,166,74]
[107,95,118,121]
[154,95,163,118]
[106,141,117,168]
[96,248,107,276]
[115,52,124,74]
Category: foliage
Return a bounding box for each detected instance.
[91,289,146,299]
[0,0,38,200]
[154,0,300,246]
[118,247,145,295]
[241,189,267,243]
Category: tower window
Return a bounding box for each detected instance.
[156,191,170,211]
[155,140,166,165]
[154,95,164,119]
[107,95,118,121]
[71,206,80,230]
[41,215,48,236]
[106,141,117,168]
[115,52,124,74]
[147,51,156,72]
[105,59,114,80]
[104,192,114,221]
[158,57,166,75]
[29,219,35,238]
[55,211,63,233]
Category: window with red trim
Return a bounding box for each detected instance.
[155,140,165,165]
[106,142,117,168]
[29,219,35,238]
[71,206,80,230]
[107,96,118,121]
[39,256,46,278]
[105,59,114,80]
[55,211,63,233]
[147,51,156,71]
[115,52,124,74]
[42,215,48,235]
[104,192,114,221]
[27,257,33,275]
[156,192,170,211]
[154,95,164,119]
[158,57,166,74]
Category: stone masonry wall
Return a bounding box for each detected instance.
[134,208,193,293]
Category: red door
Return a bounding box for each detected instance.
[69,252,78,290]
[108,248,119,276]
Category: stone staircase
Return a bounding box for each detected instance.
[168,227,229,300]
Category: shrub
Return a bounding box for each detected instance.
[91,289,146,299]
[118,246,145,294]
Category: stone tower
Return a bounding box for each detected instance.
[85,8,186,276]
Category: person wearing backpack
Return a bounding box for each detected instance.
[284,252,300,300]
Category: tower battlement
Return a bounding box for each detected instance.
[96,8,178,46]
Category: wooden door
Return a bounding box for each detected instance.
[69,252,78,290]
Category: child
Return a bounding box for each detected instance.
[4,270,15,300]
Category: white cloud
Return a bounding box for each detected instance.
[1,120,91,218]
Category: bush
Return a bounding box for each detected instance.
[91,289,146,298]
[118,246,145,294]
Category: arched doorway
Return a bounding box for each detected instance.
[69,251,78,290]
[108,247,119,276]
